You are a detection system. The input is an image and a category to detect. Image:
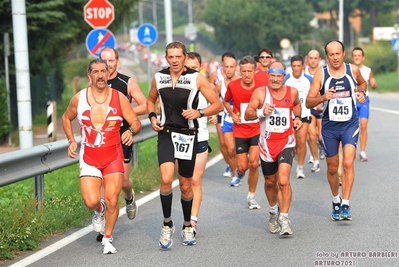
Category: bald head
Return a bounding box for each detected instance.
[324,40,345,55]
[308,50,320,58]
[307,50,320,69]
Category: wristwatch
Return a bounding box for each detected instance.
[198,109,205,118]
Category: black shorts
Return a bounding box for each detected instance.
[260,147,294,176]
[217,114,222,124]
[235,135,259,154]
[157,127,198,178]
[197,141,209,153]
[311,109,323,119]
[301,116,311,123]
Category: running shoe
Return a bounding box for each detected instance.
[126,191,138,220]
[296,168,305,179]
[268,212,280,234]
[190,219,197,236]
[359,152,368,162]
[102,237,117,254]
[311,162,320,172]
[247,196,261,210]
[279,216,293,236]
[92,199,106,233]
[159,225,175,249]
[181,227,196,246]
[308,155,314,164]
[319,142,326,160]
[331,200,342,221]
[97,233,113,243]
[230,176,241,186]
[340,205,352,220]
[223,166,233,177]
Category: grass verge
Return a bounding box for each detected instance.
[374,71,399,92]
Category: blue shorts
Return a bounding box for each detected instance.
[356,96,370,119]
[322,120,359,157]
[221,121,233,133]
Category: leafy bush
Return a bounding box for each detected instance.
[63,58,93,82]
[0,79,11,143]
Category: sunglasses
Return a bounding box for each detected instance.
[259,55,272,59]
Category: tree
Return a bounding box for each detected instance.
[203,0,313,56]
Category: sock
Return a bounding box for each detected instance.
[181,196,193,223]
[190,215,198,222]
[332,195,341,204]
[279,213,289,220]
[297,165,303,170]
[269,204,278,214]
[341,199,350,206]
[160,191,173,219]
[125,198,133,204]
[163,218,173,227]
[104,234,111,239]
[247,192,255,199]
[314,160,319,164]
[237,170,245,179]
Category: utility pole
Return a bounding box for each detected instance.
[12,0,33,149]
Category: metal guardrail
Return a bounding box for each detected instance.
[0,119,156,208]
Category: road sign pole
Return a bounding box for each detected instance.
[147,47,151,92]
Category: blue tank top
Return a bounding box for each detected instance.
[321,63,358,129]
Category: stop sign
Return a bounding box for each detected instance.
[84,0,114,29]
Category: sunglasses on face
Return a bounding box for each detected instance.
[259,55,272,59]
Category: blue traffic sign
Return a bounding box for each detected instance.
[137,23,158,46]
[392,38,399,52]
[86,28,116,57]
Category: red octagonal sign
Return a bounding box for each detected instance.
[84,0,114,29]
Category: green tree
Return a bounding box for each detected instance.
[203,0,313,56]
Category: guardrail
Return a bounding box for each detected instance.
[0,119,156,208]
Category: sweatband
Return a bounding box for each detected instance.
[148,112,157,121]
[257,109,265,118]
[268,68,285,75]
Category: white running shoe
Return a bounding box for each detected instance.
[181,227,196,246]
[126,190,138,220]
[223,166,233,177]
[268,212,280,234]
[190,219,197,236]
[159,225,175,249]
[279,216,293,236]
[308,155,314,164]
[102,237,117,254]
[92,199,106,233]
[311,162,320,172]
[247,197,261,210]
[296,168,305,179]
[230,176,241,186]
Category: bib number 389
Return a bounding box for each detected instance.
[171,132,195,160]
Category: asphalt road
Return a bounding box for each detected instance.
[3,92,399,267]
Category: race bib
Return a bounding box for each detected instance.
[240,103,258,124]
[171,132,195,160]
[266,107,290,133]
[328,97,352,122]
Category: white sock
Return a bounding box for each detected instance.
[279,213,289,220]
[269,204,278,214]
[332,195,341,204]
[341,199,350,206]
[297,165,303,171]
[190,216,197,221]
[314,160,319,164]
[248,192,255,199]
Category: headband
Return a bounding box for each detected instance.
[268,68,285,75]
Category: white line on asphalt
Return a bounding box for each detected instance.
[10,154,224,267]
[370,107,399,115]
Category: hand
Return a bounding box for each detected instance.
[150,117,163,132]
[121,129,134,146]
[293,118,303,131]
[67,141,78,159]
[264,104,276,116]
[356,91,366,104]
[182,109,201,120]
[232,112,241,124]
[324,87,336,101]
[209,115,218,125]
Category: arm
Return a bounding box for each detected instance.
[147,78,163,132]
[306,68,334,108]
[369,70,377,89]
[128,77,147,115]
[352,64,367,104]
[244,87,263,121]
[62,93,79,159]
[291,87,303,130]
[208,70,217,85]
[182,74,223,120]
[120,92,142,146]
